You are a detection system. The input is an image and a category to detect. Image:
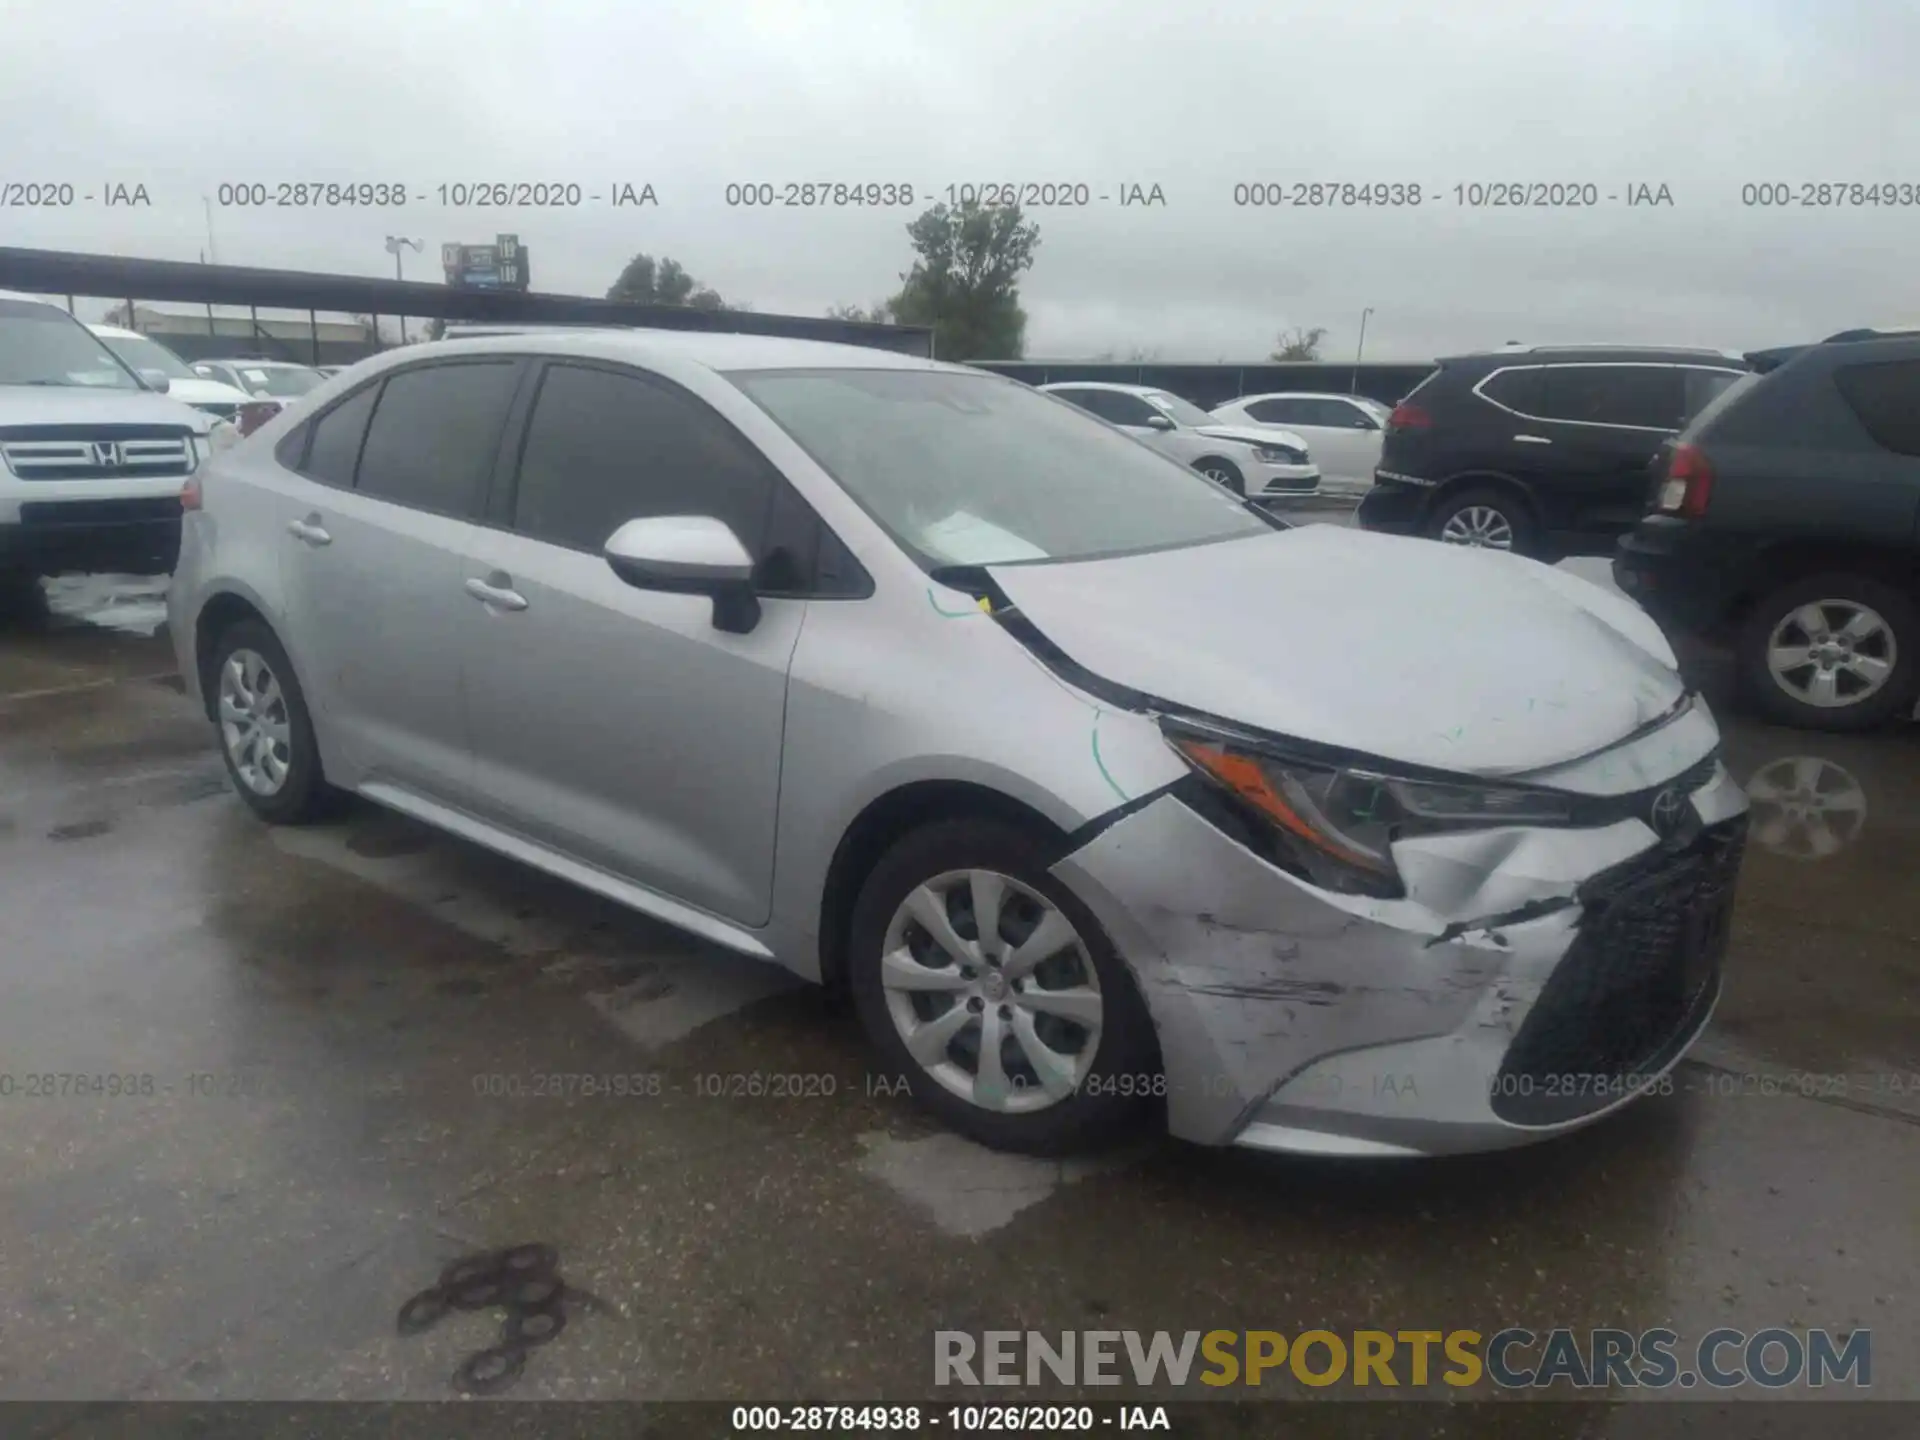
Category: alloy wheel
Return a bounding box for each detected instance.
[1765,600,1897,708]
[1438,505,1514,549]
[218,648,293,796]
[1746,756,1868,862]
[879,869,1104,1114]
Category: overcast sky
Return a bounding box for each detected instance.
[3,0,1915,360]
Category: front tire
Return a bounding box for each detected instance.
[1736,573,1918,732]
[1195,459,1245,495]
[847,819,1160,1155]
[1427,486,1538,557]
[207,619,338,823]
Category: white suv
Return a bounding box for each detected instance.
[0,292,230,580]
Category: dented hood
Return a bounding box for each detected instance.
[986,526,1686,776]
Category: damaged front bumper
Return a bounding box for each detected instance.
[1051,712,1750,1157]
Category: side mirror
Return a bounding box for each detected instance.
[1143,414,1176,431]
[138,369,171,393]
[604,515,761,634]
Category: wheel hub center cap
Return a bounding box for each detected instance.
[980,968,1008,1002]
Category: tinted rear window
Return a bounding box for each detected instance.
[1538,365,1683,429]
[355,362,518,517]
[1835,360,1920,456]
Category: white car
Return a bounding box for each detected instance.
[87,325,254,424]
[1208,392,1391,496]
[1037,382,1319,497]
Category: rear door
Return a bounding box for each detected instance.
[1530,363,1687,534]
[278,357,521,804]
[459,359,808,926]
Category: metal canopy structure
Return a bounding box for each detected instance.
[0,246,934,360]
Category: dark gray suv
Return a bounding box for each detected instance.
[1358,346,1752,559]
[1615,330,1920,731]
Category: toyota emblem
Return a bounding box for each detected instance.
[1649,786,1686,837]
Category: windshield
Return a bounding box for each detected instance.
[233,364,323,397]
[99,332,197,380]
[1146,391,1215,427]
[0,300,142,390]
[734,368,1270,567]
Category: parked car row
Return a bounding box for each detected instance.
[1337,333,1919,734]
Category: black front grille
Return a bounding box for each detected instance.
[1491,817,1746,1125]
[18,497,183,527]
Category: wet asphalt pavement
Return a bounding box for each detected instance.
[0,524,1916,1425]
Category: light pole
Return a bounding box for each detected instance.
[384,236,423,344]
[1352,307,1374,392]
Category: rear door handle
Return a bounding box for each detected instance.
[464,576,529,612]
[1514,434,1553,445]
[287,517,332,546]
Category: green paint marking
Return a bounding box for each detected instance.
[1091,710,1129,803]
[927,587,979,618]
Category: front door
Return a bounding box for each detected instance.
[460,360,803,927]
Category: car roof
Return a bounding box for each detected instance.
[1441,345,1748,367]
[0,288,69,310]
[1221,391,1383,404]
[197,357,315,369]
[425,327,960,374]
[1036,381,1165,395]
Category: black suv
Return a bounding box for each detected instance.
[1357,346,1751,558]
[1614,330,1920,732]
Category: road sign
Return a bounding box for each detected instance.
[444,234,530,291]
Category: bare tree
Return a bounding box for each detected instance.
[1270,326,1329,361]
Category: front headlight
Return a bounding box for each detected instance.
[1165,725,1578,898]
[1253,443,1306,465]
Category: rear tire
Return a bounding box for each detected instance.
[206,619,340,823]
[1427,486,1539,557]
[847,819,1160,1155]
[1735,573,1919,732]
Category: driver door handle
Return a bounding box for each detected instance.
[287,517,332,546]
[465,576,529,612]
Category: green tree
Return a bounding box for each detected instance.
[883,200,1041,361]
[1270,326,1328,361]
[607,253,728,310]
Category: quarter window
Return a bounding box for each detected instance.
[1835,359,1920,456]
[296,384,380,488]
[1478,366,1546,415]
